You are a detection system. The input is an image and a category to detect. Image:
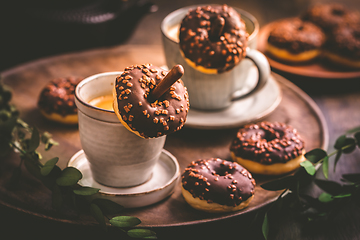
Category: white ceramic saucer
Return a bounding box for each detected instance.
[67,149,180,208]
[185,71,282,129]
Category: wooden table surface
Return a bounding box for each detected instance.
[1,0,360,239]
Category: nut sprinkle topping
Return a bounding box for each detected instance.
[230,121,305,164]
[38,76,83,116]
[179,4,248,73]
[114,64,189,138]
[182,158,256,207]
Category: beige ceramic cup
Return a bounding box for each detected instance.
[74,72,166,188]
[161,5,271,111]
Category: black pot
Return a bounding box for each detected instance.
[0,0,155,70]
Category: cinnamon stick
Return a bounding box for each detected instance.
[148,65,184,102]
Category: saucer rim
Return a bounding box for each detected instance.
[184,73,282,129]
[67,149,180,197]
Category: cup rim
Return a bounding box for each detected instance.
[160,4,259,44]
[75,71,122,114]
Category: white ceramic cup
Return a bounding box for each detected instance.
[161,5,271,111]
[74,72,166,188]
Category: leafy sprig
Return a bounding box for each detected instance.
[0,79,156,239]
[260,126,360,239]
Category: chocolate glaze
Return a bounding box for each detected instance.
[182,158,255,207]
[114,64,189,138]
[38,76,83,116]
[179,4,248,73]
[325,23,360,60]
[267,18,325,54]
[230,121,305,164]
[302,3,360,33]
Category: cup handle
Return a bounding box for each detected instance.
[231,48,271,101]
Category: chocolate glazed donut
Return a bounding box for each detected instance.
[38,76,83,124]
[302,3,360,33]
[266,18,325,62]
[113,64,189,139]
[179,4,248,73]
[323,24,360,69]
[181,158,255,213]
[230,121,306,176]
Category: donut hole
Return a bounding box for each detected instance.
[353,30,360,40]
[332,8,345,17]
[214,168,233,176]
[263,129,283,142]
[297,25,304,31]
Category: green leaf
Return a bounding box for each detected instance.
[261,175,295,191]
[346,126,360,134]
[90,203,107,231]
[334,149,342,172]
[56,167,82,186]
[91,198,124,214]
[322,156,329,179]
[314,179,343,196]
[342,173,360,184]
[16,118,28,129]
[44,138,58,151]
[342,138,356,154]
[300,160,316,176]
[110,216,141,228]
[304,149,328,163]
[41,157,59,176]
[293,166,315,189]
[1,87,12,103]
[355,132,360,148]
[318,192,333,203]
[262,212,269,240]
[0,114,18,135]
[73,186,100,196]
[41,131,59,151]
[127,229,157,239]
[333,193,352,199]
[28,127,40,152]
[334,135,346,150]
[40,131,52,144]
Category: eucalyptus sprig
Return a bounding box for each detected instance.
[260,126,360,239]
[0,79,156,239]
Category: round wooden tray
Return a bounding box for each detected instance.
[257,20,360,79]
[0,45,328,227]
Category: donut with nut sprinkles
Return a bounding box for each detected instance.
[181,158,255,213]
[179,4,248,73]
[38,76,83,125]
[230,121,306,176]
[113,64,189,138]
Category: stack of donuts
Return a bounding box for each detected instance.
[266,3,360,68]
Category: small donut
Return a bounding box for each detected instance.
[38,76,83,125]
[181,158,256,213]
[113,64,189,139]
[179,4,248,73]
[302,3,360,33]
[323,24,360,69]
[230,121,306,176]
[266,18,326,63]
